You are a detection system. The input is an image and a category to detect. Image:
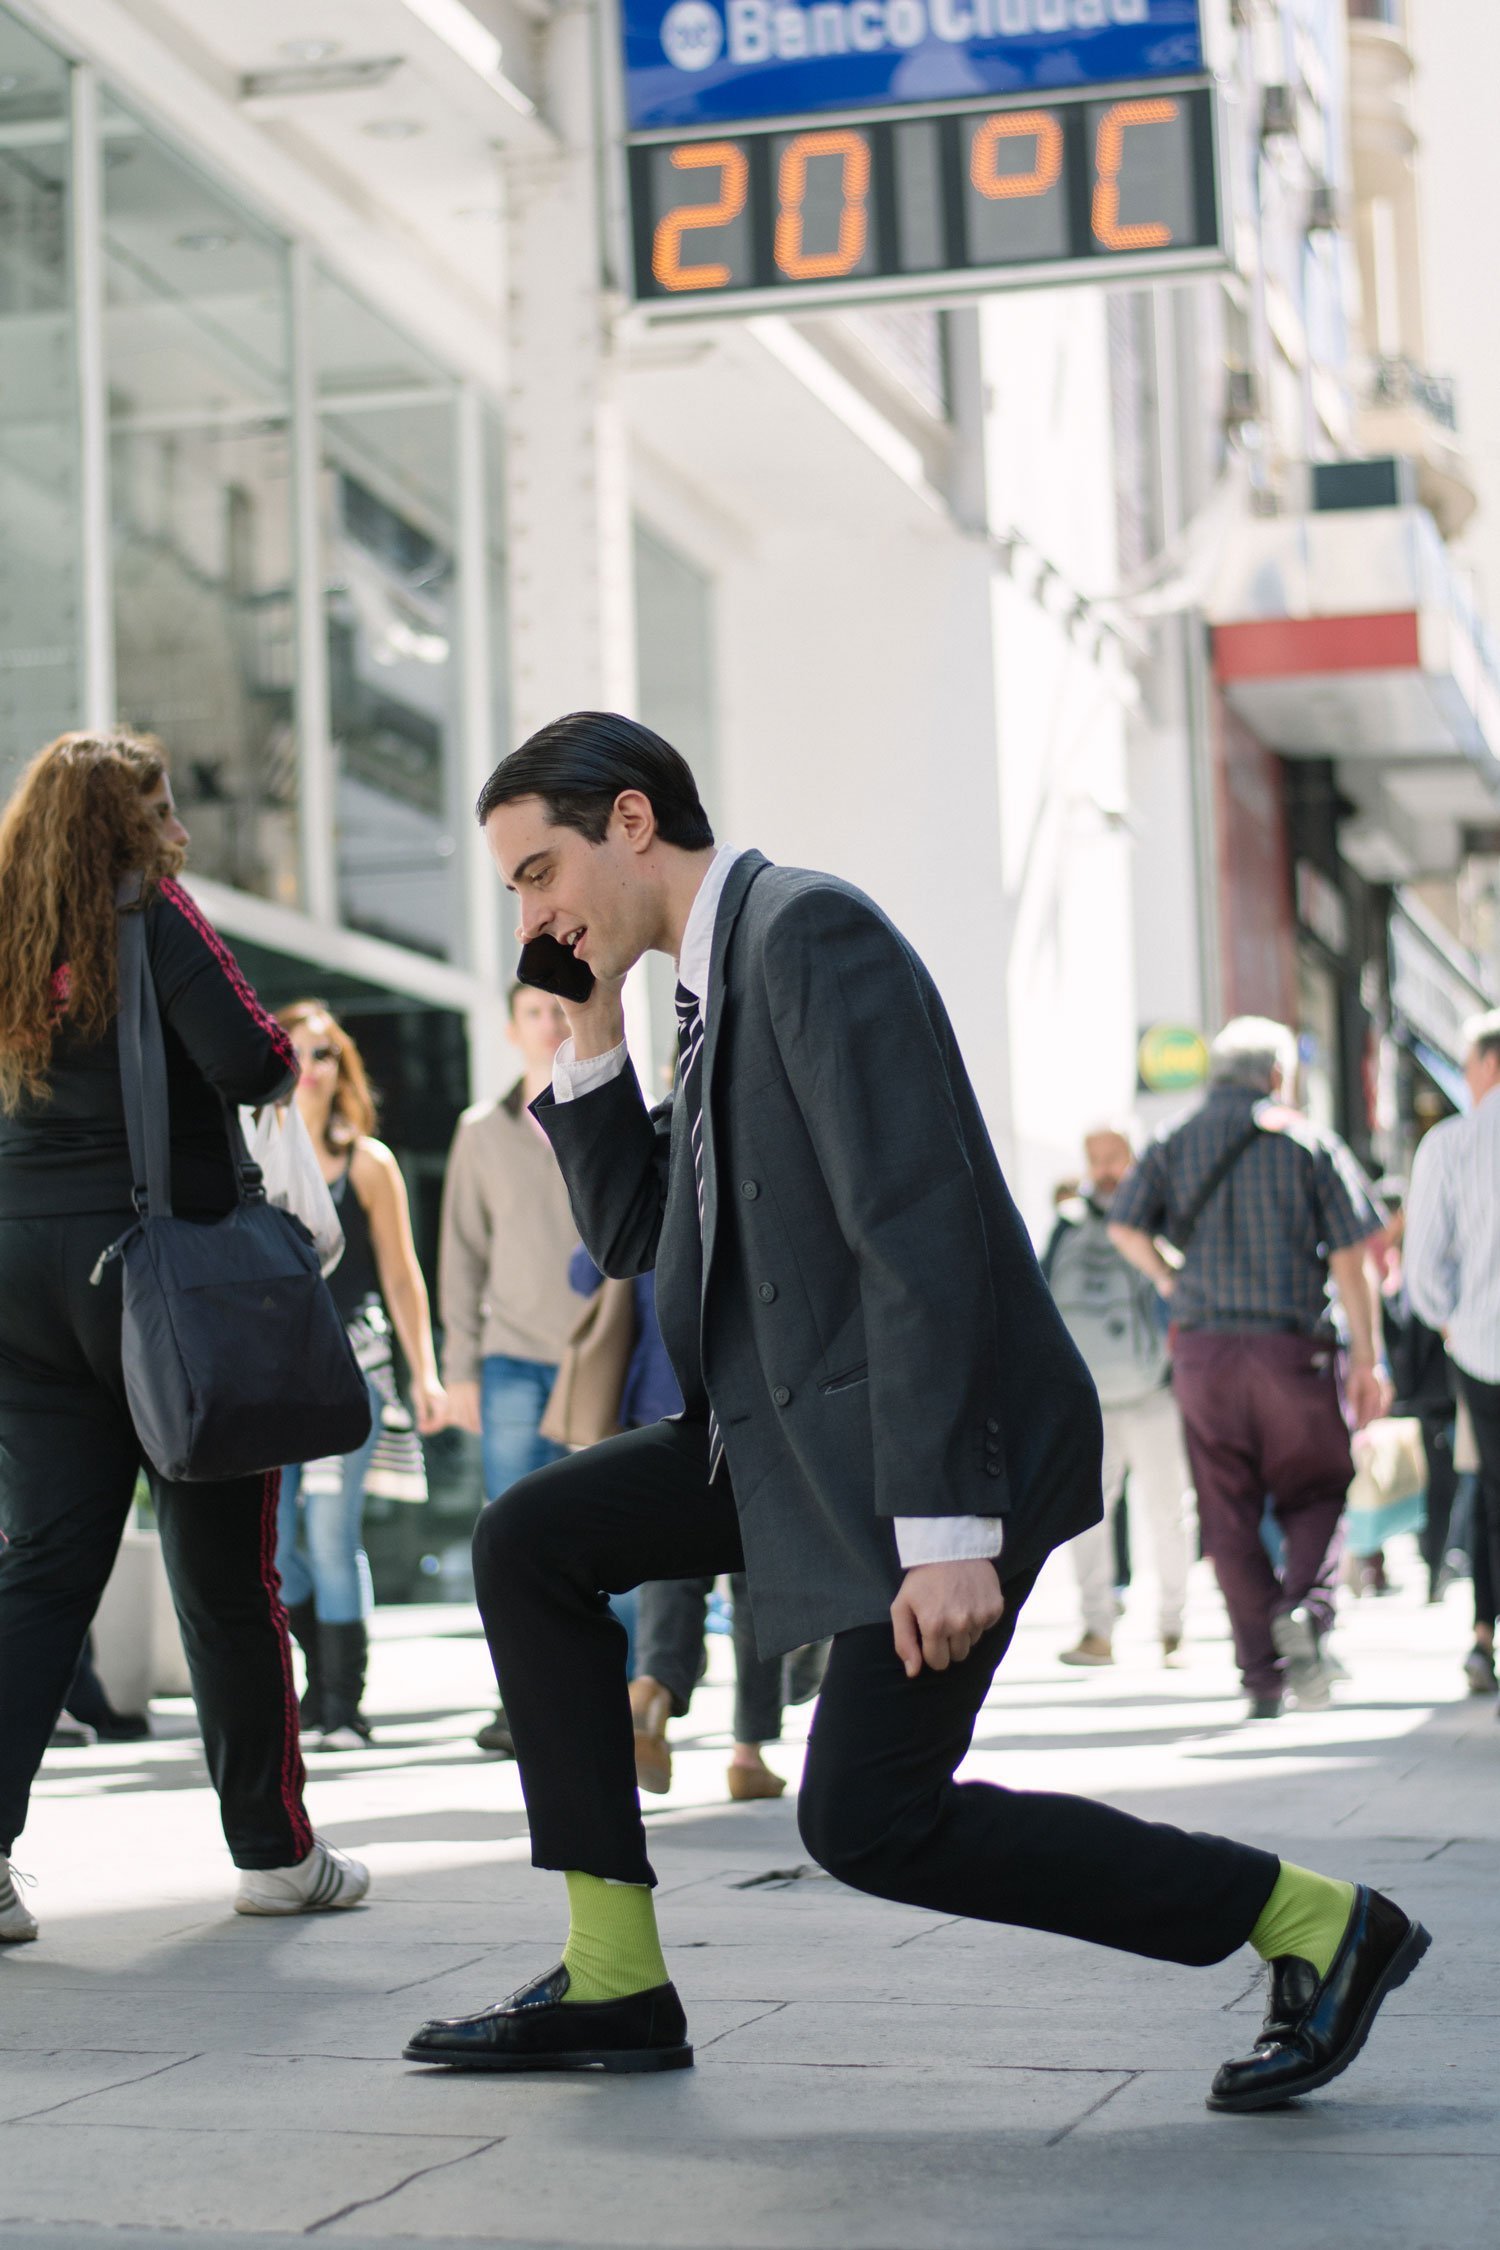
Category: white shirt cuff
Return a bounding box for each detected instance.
[551,1036,629,1105]
[893,1516,1004,1567]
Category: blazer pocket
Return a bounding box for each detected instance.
[819,1362,869,1396]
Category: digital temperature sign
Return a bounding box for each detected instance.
[628,80,1220,312]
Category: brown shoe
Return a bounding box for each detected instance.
[1161,1634,1185,1667]
[726,1761,787,1802]
[1059,1634,1113,1667]
[629,1679,673,1797]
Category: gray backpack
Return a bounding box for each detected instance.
[1042,1203,1168,1409]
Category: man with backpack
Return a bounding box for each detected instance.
[1108,1019,1387,1720]
[1043,1126,1192,1670]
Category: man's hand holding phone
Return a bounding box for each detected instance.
[517,936,627,1061]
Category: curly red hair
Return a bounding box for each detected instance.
[0,730,184,1114]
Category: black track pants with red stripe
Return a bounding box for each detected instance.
[0,1211,313,1868]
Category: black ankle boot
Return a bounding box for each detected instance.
[318,1620,372,1747]
[285,1600,323,1732]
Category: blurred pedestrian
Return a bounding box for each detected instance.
[0,731,367,1941]
[1043,1126,1193,1669]
[275,1002,446,1750]
[439,983,580,1754]
[60,1635,149,1743]
[564,1243,793,1800]
[1372,1182,1455,1602]
[1404,1008,1500,1715]
[1110,1018,1388,1719]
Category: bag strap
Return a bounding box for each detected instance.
[1166,1117,1263,1253]
[114,874,174,1219]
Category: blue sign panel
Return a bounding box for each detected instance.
[622,0,1202,133]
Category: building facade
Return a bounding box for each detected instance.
[4,0,1498,1581]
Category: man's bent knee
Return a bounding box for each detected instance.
[472,1461,575,1599]
[796,1770,931,1901]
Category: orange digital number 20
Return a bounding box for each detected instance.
[1093,98,1178,251]
[652,142,749,293]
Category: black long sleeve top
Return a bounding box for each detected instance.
[0,878,298,1220]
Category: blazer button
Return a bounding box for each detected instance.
[758,1282,777,1302]
[985,1418,1000,1433]
[741,1180,760,1199]
[984,1434,1001,1454]
[772,1384,791,1406]
[985,1462,1003,1478]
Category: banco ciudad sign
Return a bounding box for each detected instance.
[621,0,1222,312]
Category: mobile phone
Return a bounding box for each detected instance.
[517,934,596,1005]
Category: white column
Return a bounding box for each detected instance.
[288,240,337,924]
[455,382,513,1103]
[500,0,654,1077]
[70,64,114,731]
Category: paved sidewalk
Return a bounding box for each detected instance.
[1,1540,1496,2249]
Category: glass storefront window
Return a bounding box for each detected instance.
[0,23,77,787]
[102,96,297,905]
[636,520,717,1052]
[485,404,514,980]
[315,272,461,962]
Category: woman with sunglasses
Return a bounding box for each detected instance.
[0,731,369,1942]
[275,1003,446,1749]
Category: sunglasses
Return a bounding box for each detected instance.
[298,1044,341,1066]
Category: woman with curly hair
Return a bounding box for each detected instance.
[275,1000,445,1749]
[0,730,369,1944]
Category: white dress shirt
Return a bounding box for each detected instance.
[550,845,1001,1568]
[1405,1090,1500,1384]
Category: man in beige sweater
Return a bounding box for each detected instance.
[440,985,582,1750]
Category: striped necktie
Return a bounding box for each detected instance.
[675,980,723,1482]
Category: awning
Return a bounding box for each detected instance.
[1206,503,1500,808]
[1388,890,1493,1077]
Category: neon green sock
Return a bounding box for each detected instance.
[1250,1863,1357,1978]
[560,1872,668,2004]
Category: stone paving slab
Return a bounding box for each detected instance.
[0,1544,1495,2247]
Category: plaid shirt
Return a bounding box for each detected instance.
[1110,1085,1383,1333]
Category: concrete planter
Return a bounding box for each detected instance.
[93,1526,192,1712]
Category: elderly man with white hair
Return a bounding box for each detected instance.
[1109,1017,1388,1719]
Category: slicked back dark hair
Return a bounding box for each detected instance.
[475,711,714,852]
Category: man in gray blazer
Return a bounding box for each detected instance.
[405,714,1428,2115]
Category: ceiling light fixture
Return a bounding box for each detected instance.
[362,117,425,139]
[278,38,343,63]
[176,229,237,252]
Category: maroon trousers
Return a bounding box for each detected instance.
[1171,1330,1353,1699]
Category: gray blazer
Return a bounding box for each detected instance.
[536,852,1103,1655]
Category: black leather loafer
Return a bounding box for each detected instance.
[403,1964,693,2074]
[1208,1885,1430,2113]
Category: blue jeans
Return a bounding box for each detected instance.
[276,1375,383,1623]
[479,1353,635,1669]
[481,1354,566,1501]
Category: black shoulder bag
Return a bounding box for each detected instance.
[1162,1117,1264,1253]
[91,884,373,1484]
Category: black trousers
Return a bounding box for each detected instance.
[1458,1372,1500,1639]
[473,1417,1280,1967]
[0,1213,313,1868]
[1416,1403,1458,1588]
[635,1570,783,1746]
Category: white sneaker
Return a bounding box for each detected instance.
[0,1858,38,1943]
[234,1837,370,1917]
[316,1725,369,1753]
